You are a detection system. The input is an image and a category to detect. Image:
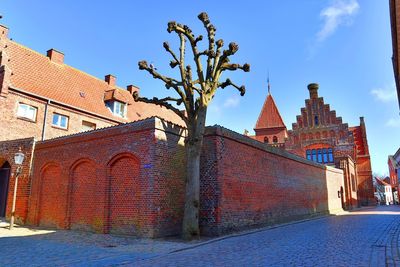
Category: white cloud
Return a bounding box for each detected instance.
[317,0,360,42]
[223,95,240,108]
[208,103,222,118]
[371,88,397,103]
[386,118,400,128]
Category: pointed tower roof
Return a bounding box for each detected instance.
[254,91,286,130]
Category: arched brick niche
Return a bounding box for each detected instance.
[37,162,66,228]
[107,153,141,235]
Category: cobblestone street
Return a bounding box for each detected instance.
[1,205,399,266]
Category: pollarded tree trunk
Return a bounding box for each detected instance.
[134,12,249,240]
[182,106,207,239]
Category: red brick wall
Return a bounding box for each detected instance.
[356,156,375,205]
[0,137,35,223]
[27,117,186,237]
[37,163,66,228]
[70,160,101,232]
[109,155,141,235]
[200,127,344,236]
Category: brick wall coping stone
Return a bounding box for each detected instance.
[0,137,35,146]
[35,116,186,150]
[204,125,343,174]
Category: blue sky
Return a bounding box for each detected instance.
[1,1,399,175]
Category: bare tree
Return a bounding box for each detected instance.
[134,12,249,240]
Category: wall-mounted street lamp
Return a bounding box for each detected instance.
[9,148,25,230]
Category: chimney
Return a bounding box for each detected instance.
[105,74,116,87]
[47,49,64,64]
[360,116,365,125]
[307,83,319,99]
[0,25,8,38]
[127,84,139,95]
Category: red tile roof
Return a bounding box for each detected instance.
[254,93,286,130]
[6,40,185,126]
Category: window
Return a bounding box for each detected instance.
[328,148,334,162]
[52,113,69,129]
[264,137,269,143]
[317,149,322,163]
[273,136,278,143]
[306,147,334,164]
[82,121,96,131]
[323,148,328,163]
[314,116,319,126]
[106,101,126,118]
[306,150,312,160]
[17,103,37,121]
[312,149,317,162]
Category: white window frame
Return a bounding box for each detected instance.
[106,101,126,118]
[17,103,37,121]
[52,113,69,129]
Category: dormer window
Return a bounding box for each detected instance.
[106,100,126,118]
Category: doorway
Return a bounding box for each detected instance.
[0,162,11,217]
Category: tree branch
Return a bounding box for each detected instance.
[212,39,224,78]
[138,60,187,106]
[163,42,179,64]
[221,63,250,72]
[218,78,246,96]
[167,21,206,92]
[198,12,216,81]
[133,92,188,125]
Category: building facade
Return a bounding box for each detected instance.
[0,24,182,143]
[0,23,181,223]
[253,83,375,207]
[388,147,400,201]
[375,177,394,205]
[390,0,400,111]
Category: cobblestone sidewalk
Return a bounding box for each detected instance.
[1,206,400,266]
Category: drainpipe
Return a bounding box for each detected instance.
[41,100,50,141]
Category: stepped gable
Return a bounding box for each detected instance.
[291,83,347,131]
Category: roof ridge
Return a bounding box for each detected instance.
[268,94,286,127]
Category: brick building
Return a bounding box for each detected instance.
[253,83,375,207]
[0,24,182,142]
[0,23,182,221]
[390,0,400,111]
[388,148,400,201]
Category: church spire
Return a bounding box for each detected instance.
[267,72,271,95]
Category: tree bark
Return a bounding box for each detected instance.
[182,107,207,240]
